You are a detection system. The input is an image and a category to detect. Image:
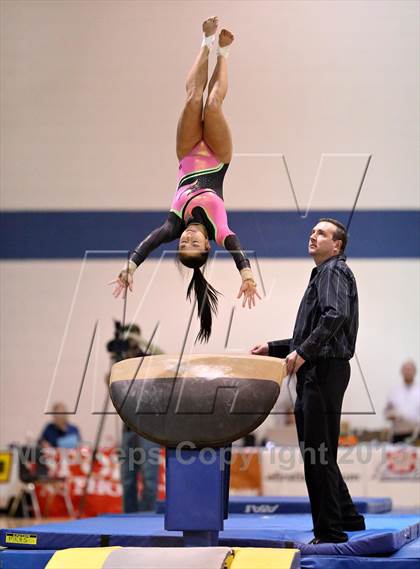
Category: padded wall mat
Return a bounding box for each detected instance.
[154,496,392,515]
[228,496,392,515]
[46,546,232,569]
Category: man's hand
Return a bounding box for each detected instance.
[285,350,305,375]
[250,343,269,356]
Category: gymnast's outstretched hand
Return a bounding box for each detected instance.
[109,269,133,299]
[237,279,261,309]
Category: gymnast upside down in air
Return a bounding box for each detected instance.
[112,17,260,342]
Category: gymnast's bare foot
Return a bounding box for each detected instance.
[219,29,234,47]
[203,17,219,37]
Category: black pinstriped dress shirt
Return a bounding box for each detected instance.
[269,254,359,362]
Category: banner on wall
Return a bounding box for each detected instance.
[156,448,262,500]
[0,450,19,511]
[36,447,263,515]
[365,445,420,507]
[0,451,13,483]
[3,444,419,516]
[229,449,262,496]
[377,448,419,480]
[259,444,420,508]
[35,447,122,517]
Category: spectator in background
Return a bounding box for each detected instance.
[109,323,162,512]
[39,402,81,448]
[385,360,420,443]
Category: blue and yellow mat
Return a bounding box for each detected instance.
[1,544,419,569]
[0,546,302,569]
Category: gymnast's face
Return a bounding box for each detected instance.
[179,224,210,256]
[308,221,341,265]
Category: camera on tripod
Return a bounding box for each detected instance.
[106,321,141,360]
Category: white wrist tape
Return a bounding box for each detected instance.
[123,260,137,275]
[240,268,255,282]
[217,45,230,59]
[201,33,216,49]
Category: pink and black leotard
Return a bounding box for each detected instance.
[129,140,250,272]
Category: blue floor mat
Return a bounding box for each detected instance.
[1,514,419,557]
[300,536,420,567]
[301,557,420,568]
[154,496,392,515]
[0,549,55,569]
[391,536,420,558]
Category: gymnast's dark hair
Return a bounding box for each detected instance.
[319,217,348,253]
[178,251,220,343]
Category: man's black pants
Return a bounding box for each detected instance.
[295,358,358,541]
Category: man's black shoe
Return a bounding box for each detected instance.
[309,534,349,544]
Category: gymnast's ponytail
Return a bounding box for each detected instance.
[186,267,220,343]
[178,251,220,343]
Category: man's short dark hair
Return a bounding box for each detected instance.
[319,218,348,253]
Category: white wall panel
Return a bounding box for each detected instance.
[1,0,418,210]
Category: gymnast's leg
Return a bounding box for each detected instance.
[176,17,218,161]
[203,29,234,164]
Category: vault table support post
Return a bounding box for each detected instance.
[164,447,230,546]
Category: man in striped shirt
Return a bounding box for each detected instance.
[251,218,364,544]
